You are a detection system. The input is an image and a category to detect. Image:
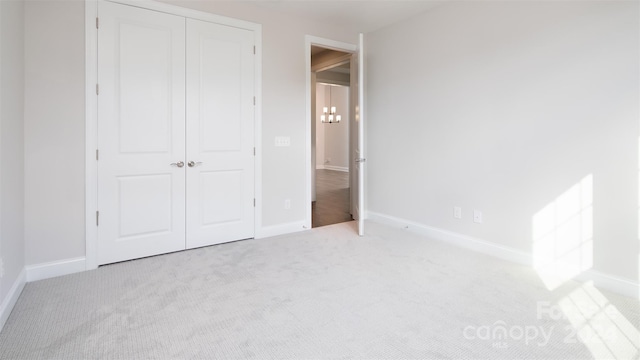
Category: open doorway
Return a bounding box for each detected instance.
[311,46,353,228]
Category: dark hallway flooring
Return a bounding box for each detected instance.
[312,169,352,228]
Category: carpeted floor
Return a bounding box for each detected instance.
[0,221,638,359]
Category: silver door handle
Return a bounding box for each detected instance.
[188,161,203,167]
[170,161,184,168]
[355,158,366,163]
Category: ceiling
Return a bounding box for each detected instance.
[245,1,444,33]
[311,46,351,80]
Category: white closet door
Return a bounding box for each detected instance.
[97,2,186,265]
[185,19,255,248]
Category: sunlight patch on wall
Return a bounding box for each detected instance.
[533,175,593,290]
[558,282,639,359]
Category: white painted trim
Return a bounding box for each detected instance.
[315,165,325,170]
[26,257,87,282]
[367,211,640,300]
[575,270,640,300]
[0,269,26,333]
[305,39,312,231]
[107,0,261,31]
[86,0,263,267]
[367,211,532,266]
[253,23,264,244]
[256,221,308,239]
[324,165,349,172]
[305,35,357,232]
[306,36,357,54]
[85,0,98,270]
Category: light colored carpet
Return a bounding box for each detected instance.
[0,221,638,359]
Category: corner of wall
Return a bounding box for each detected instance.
[0,268,25,333]
[0,0,26,334]
[257,220,309,239]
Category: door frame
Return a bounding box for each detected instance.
[304,36,357,229]
[85,0,263,270]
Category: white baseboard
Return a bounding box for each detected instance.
[575,269,640,300]
[316,165,325,170]
[26,257,86,282]
[0,268,26,333]
[257,220,308,239]
[324,165,349,172]
[367,211,640,300]
[367,211,532,265]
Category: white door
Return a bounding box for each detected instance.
[350,34,366,236]
[185,19,255,248]
[97,2,186,264]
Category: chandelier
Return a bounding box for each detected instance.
[320,86,341,124]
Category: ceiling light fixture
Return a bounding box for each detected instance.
[320,86,341,124]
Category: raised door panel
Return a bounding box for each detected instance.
[97,1,186,265]
[186,19,255,248]
[198,36,243,152]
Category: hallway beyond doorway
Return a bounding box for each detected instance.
[312,169,351,228]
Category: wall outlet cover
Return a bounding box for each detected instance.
[473,210,483,224]
[454,206,462,219]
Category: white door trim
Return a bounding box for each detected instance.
[85,0,262,270]
[304,36,357,230]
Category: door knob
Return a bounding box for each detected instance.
[170,161,185,168]
[188,161,203,167]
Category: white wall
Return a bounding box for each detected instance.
[367,1,639,283]
[24,1,85,265]
[0,0,25,313]
[22,0,358,266]
[316,84,349,170]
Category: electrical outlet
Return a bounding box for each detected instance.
[473,210,483,224]
[284,199,291,210]
[454,206,462,219]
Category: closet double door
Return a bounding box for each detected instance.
[97,2,255,265]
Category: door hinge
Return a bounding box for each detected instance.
[253,96,255,105]
[253,198,256,207]
[96,211,99,226]
[96,84,99,95]
[253,147,256,156]
[96,149,99,160]
[253,45,256,54]
[96,17,99,29]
